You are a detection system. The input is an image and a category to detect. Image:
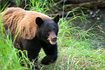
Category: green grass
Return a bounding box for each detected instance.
[0,17,24,70]
[0,0,105,70]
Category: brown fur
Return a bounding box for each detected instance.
[1,7,51,43]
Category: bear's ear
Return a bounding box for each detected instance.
[36,17,43,26]
[53,14,59,23]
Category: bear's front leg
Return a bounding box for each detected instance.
[41,44,58,65]
[22,38,41,69]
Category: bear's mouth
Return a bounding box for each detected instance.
[49,40,56,45]
[47,38,57,45]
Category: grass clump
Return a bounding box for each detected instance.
[0,16,25,70]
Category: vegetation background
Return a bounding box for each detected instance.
[0,0,105,70]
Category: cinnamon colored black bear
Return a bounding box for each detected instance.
[1,7,59,69]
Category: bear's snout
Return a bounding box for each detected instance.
[49,36,57,45]
[47,32,57,45]
[52,37,57,42]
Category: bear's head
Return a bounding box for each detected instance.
[36,14,59,45]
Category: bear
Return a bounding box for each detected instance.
[1,7,59,69]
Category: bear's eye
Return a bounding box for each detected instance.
[46,29,51,32]
[53,28,56,31]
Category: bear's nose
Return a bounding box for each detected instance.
[52,37,57,42]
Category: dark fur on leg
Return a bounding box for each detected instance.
[41,55,57,65]
[41,43,58,65]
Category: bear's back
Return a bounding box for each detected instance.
[1,7,51,43]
